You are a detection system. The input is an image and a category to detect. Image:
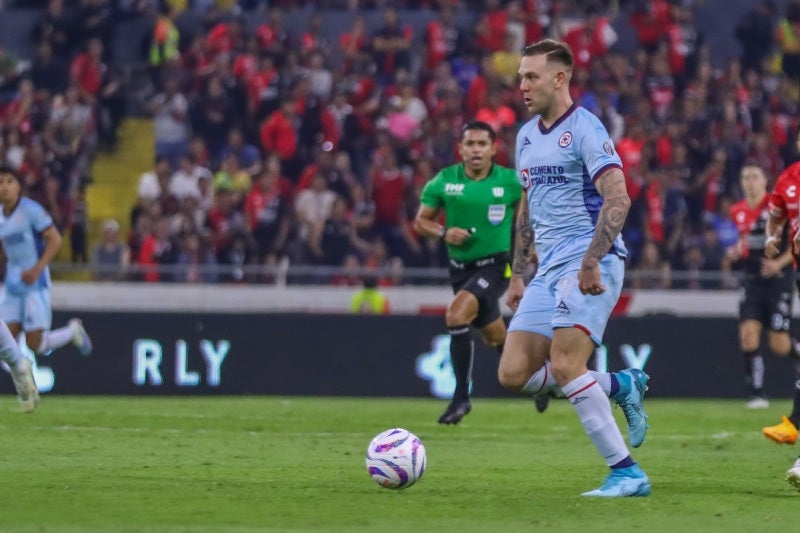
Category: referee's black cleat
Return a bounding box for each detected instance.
[533,393,550,413]
[438,400,472,425]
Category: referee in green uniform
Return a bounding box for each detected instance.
[414,121,523,424]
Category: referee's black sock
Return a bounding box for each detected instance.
[449,325,473,404]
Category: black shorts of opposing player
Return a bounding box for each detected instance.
[449,252,510,328]
[739,274,795,331]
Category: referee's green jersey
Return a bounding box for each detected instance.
[420,163,522,262]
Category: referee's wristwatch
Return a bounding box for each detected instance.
[438,227,447,239]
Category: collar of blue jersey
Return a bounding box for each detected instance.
[538,102,578,135]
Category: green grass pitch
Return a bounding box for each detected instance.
[0,396,797,532]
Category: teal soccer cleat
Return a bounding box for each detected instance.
[582,465,651,497]
[612,368,649,448]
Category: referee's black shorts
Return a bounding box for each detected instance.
[449,253,510,328]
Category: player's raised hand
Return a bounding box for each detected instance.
[505,276,526,312]
[445,227,472,245]
[578,261,606,296]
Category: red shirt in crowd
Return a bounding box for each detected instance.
[70,52,102,95]
[563,18,612,72]
[476,8,507,52]
[260,109,297,161]
[644,181,665,243]
[424,19,449,70]
[629,0,672,48]
[616,135,645,201]
[371,167,407,226]
[247,66,278,112]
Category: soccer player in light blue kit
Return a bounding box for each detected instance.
[0,166,92,370]
[497,40,650,497]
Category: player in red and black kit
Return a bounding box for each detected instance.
[764,139,800,452]
[727,164,796,409]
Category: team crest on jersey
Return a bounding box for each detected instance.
[558,131,572,147]
[488,205,506,225]
[492,187,504,197]
[520,168,530,189]
[603,140,615,156]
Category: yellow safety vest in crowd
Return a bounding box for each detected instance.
[350,288,390,315]
[779,19,800,53]
[149,16,180,66]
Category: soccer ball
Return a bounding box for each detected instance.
[365,428,426,489]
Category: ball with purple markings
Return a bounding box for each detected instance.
[365,428,426,489]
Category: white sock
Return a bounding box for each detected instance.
[521,363,612,397]
[562,372,630,467]
[521,362,558,394]
[589,371,611,396]
[0,321,23,367]
[38,325,74,354]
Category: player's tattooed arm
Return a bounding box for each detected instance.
[512,193,537,277]
[585,167,631,267]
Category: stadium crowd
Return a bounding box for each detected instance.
[1,0,799,287]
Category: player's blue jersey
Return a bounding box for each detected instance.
[516,103,627,273]
[0,197,53,293]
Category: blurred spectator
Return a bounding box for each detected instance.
[213,153,252,206]
[777,1,800,85]
[350,180,376,241]
[294,172,337,261]
[475,0,508,53]
[148,3,180,92]
[245,167,291,262]
[219,127,261,178]
[305,51,333,102]
[371,8,413,86]
[135,155,173,216]
[475,90,516,137]
[562,5,616,73]
[29,41,68,97]
[216,230,254,283]
[308,195,371,267]
[369,146,409,260]
[260,97,299,180]
[491,32,523,87]
[191,75,235,165]
[169,153,213,202]
[91,218,130,281]
[422,4,462,75]
[340,16,367,75]
[629,0,672,54]
[174,232,218,283]
[43,85,94,192]
[246,54,280,126]
[631,240,672,289]
[138,215,178,282]
[736,1,778,73]
[146,76,189,170]
[30,0,72,61]
[69,185,88,263]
